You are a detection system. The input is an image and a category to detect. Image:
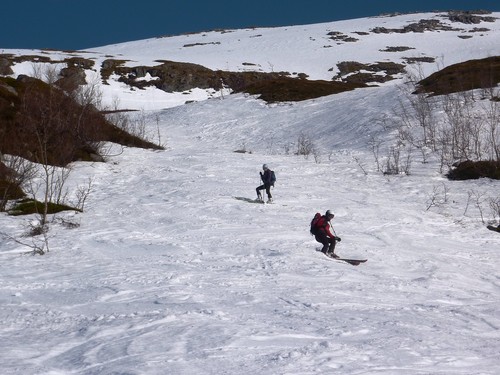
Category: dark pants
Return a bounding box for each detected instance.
[256,184,272,199]
[315,232,336,254]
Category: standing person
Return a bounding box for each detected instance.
[311,210,341,257]
[256,164,274,203]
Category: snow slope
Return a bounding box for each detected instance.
[6,12,500,111]
[1,12,500,375]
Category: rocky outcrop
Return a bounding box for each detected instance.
[447,11,497,24]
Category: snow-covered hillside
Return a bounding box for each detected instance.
[1,12,500,375]
[5,11,500,111]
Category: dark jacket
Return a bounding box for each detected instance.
[260,169,273,186]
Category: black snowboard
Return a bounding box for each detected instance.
[323,252,367,266]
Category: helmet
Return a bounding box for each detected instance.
[325,210,335,218]
[262,164,269,170]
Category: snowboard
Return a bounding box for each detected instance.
[324,252,367,266]
[487,225,500,233]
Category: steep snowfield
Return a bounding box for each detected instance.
[1,12,500,375]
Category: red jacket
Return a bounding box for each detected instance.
[315,216,335,238]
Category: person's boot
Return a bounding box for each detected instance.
[327,243,337,257]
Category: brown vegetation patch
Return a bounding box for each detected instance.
[183,42,221,47]
[447,160,500,180]
[241,78,366,103]
[0,76,162,169]
[414,56,500,96]
[7,198,82,216]
[57,58,94,92]
[380,46,415,52]
[327,31,359,43]
[100,59,295,95]
[371,19,461,34]
[334,61,406,84]
[403,56,436,64]
[0,162,25,201]
[100,59,129,83]
[469,27,491,32]
[446,11,496,24]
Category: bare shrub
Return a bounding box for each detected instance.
[463,190,486,223]
[73,176,94,211]
[389,66,499,178]
[382,143,413,175]
[368,135,382,171]
[296,132,316,159]
[425,183,449,211]
[489,196,500,223]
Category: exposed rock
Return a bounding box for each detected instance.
[327,31,359,43]
[371,19,460,34]
[447,11,497,24]
[0,55,14,75]
[335,61,406,83]
[380,46,415,52]
[403,56,436,64]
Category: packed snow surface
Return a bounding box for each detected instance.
[1,12,500,374]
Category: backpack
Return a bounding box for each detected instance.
[310,212,322,235]
[270,170,276,186]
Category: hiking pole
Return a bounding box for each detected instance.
[330,223,341,242]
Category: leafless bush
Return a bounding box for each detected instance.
[482,95,500,161]
[464,190,486,223]
[154,113,165,148]
[0,155,36,211]
[391,68,499,173]
[106,108,165,147]
[56,217,81,229]
[0,229,48,255]
[425,183,449,211]
[353,156,368,175]
[398,65,439,151]
[31,62,61,85]
[382,143,413,175]
[489,196,500,223]
[368,135,382,171]
[73,177,94,211]
[296,132,317,159]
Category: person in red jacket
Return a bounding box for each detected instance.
[311,210,341,257]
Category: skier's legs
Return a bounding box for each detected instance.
[328,239,336,254]
[315,233,335,253]
[265,185,272,199]
[256,185,265,199]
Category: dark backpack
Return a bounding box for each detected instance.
[310,212,322,235]
[270,170,276,186]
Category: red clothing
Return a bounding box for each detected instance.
[316,216,334,238]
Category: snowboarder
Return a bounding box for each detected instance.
[256,164,274,203]
[311,210,341,257]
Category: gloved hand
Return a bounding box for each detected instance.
[335,237,341,242]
